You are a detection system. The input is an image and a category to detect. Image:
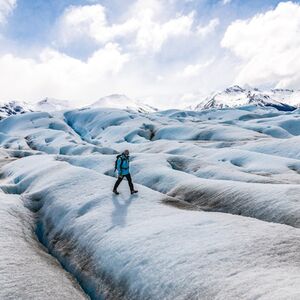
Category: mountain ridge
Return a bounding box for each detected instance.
[1,86,300,119]
[194,85,300,111]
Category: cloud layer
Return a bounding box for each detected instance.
[1,0,300,108]
[222,1,300,89]
[0,0,220,108]
[0,44,129,104]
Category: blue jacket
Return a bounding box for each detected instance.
[117,154,130,176]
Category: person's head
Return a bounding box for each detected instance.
[123,149,129,156]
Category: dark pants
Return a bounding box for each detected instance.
[113,173,134,192]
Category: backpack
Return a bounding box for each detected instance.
[114,154,123,172]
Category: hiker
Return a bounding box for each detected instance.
[113,150,138,195]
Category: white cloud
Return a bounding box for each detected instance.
[197,18,220,38]
[0,41,223,109]
[129,0,163,17]
[127,0,195,52]
[58,4,140,45]
[58,1,217,53]
[135,12,195,53]
[0,0,16,24]
[180,58,215,78]
[221,1,300,88]
[59,4,111,44]
[0,43,129,103]
[222,0,232,5]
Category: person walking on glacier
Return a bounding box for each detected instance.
[113,150,138,195]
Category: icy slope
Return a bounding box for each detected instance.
[1,155,300,300]
[0,111,116,155]
[0,155,87,300]
[1,108,300,227]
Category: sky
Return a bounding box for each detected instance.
[0,0,299,108]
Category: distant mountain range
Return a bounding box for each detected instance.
[0,94,158,119]
[0,87,299,119]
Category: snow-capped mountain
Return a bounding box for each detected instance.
[195,86,300,111]
[34,97,72,112]
[90,94,157,113]
[0,95,156,119]
[0,101,32,119]
[0,98,74,119]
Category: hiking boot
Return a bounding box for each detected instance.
[113,190,120,195]
[131,190,138,194]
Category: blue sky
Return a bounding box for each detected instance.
[0,0,299,108]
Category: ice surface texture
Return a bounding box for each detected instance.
[1,105,300,299]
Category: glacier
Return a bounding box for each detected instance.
[0,104,300,299]
[0,155,87,300]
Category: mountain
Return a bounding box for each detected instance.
[1,88,299,119]
[34,97,72,112]
[90,94,158,113]
[195,86,300,111]
[0,98,74,119]
[0,101,32,119]
[0,95,156,119]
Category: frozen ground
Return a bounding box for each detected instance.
[0,155,87,300]
[0,105,300,299]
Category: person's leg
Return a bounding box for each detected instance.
[113,176,123,192]
[125,174,134,192]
